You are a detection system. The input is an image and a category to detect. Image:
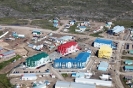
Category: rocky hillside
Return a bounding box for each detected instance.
[0,0,133,21]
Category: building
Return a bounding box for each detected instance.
[21,73,37,80]
[58,36,74,44]
[124,65,133,71]
[75,78,112,87]
[0,46,3,51]
[53,51,91,69]
[125,60,133,65]
[26,52,50,69]
[129,50,133,54]
[111,25,125,35]
[32,30,41,36]
[94,38,113,48]
[55,81,96,88]
[12,32,25,38]
[98,61,109,71]
[0,50,16,58]
[72,72,93,78]
[57,41,79,56]
[99,74,111,80]
[98,45,112,59]
[32,82,47,88]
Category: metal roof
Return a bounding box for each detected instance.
[26,52,48,61]
[70,82,95,88]
[58,36,73,41]
[112,26,125,33]
[94,38,113,44]
[125,65,133,70]
[125,60,133,64]
[79,26,86,29]
[54,52,91,63]
[55,81,70,87]
[75,78,112,87]
[2,50,15,56]
[98,61,109,68]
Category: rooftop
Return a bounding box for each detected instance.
[58,41,77,48]
[98,61,109,68]
[26,52,48,61]
[54,52,91,63]
[112,25,125,33]
[94,38,113,44]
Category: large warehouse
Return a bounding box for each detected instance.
[93,38,113,48]
[55,81,96,88]
[57,41,79,56]
[26,52,50,69]
[53,51,91,69]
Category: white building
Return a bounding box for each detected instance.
[21,73,37,80]
[75,78,113,87]
[55,81,96,88]
[99,74,111,80]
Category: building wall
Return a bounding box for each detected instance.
[94,42,111,48]
[26,56,50,69]
[3,53,16,58]
[54,61,86,69]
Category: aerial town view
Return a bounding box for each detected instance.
[0,0,133,88]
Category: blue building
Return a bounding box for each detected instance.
[98,61,109,71]
[125,60,133,65]
[93,38,117,49]
[53,52,91,69]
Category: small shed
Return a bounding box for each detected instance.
[21,73,37,80]
[98,61,109,71]
[125,60,133,65]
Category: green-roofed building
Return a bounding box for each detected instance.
[125,65,133,71]
[125,60,133,65]
[26,52,50,69]
[129,50,133,55]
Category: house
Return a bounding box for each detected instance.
[124,65,133,71]
[105,22,112,29]
[32,30,41,36]
[125,60,133,65]
[53,51,91,69]
[98,45,112,59]
[32,82,46,88]
[124,76,133,80]
[53,23,58,28]
[26,52,50,69]
[98,61,109,71]
[12,32,25,38]
[21,73,37,80]
[55,81,96,88]
[72,72,93,78]
[129,50,133,55]
[99,74,111,80]
[111,26,125,35]
[77,26,87,32]
[93,38,113,48]
[69,20,76,26]
[58,36,74,44]
[0,50,16,58]
[57,41,79,56]
[75,78,112,87]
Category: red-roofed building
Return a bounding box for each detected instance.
[58,41,79,56]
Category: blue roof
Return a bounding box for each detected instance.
[54,52,91,63]
[53,20,58,23]
[125,65,133,70]
[2,50,15,56]
[94,38,113,44]
[98,61,109,68]
[79,26,86,29]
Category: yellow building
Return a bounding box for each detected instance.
[98,45,112,59]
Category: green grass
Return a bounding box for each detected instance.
[90,31,103,37]
[0,74,14,88]
[0,55,21,70]
[0,18,29,25]
[121,56,133,60]
[0,31,3,36]
[61,73,68,78]
[113,20,133,28]
[31,20,58,31]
